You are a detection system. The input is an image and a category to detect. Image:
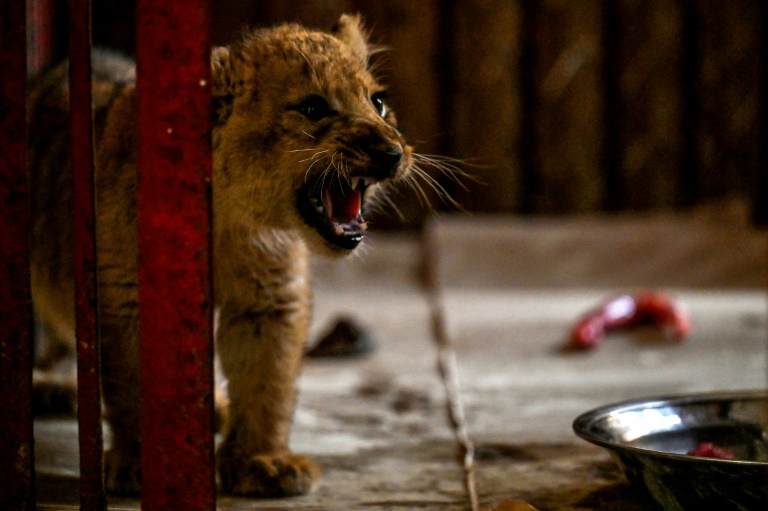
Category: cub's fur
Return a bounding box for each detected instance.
[28,15,413,497]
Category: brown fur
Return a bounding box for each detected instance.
[28,14,413,497]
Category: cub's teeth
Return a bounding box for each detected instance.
[348,176,376,190]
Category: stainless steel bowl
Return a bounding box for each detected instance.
[573,391,768,511]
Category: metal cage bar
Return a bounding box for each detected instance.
[68,0,107,509]
[0,1,35,509]
[27,0,62,75]
[135,1,216,509]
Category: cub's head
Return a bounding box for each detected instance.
[211,14,413,254]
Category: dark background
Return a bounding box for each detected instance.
[32,0,768,228]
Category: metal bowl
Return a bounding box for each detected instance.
[573,390,768,511]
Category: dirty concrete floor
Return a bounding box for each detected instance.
[34,214,767,510]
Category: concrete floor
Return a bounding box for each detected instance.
[34,213,767,510]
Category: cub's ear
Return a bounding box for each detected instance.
[333,14,370,65]
[210,46,237,126]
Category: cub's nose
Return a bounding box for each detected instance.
[369,144,403,178]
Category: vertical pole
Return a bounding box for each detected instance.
[27,0,64,75]
[518,0,540,214]
[601,0,622,212]
[135,1,215,509]
[68,0,106,509]
[0,1,35,510]
[679,0,700,208]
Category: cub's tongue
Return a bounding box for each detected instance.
[322,180,362,223]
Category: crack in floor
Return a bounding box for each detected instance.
[423,228,480,511]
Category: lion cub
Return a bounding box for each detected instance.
[28,14,413,497]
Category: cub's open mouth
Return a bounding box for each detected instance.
[297,175,375,250]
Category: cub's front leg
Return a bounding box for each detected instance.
[215,274,320,497]
[99,289,142,496]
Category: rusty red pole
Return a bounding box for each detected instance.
[68,0,106,509]
[27,0,62,75]
[136,1,215,509]
[0,1,35,510]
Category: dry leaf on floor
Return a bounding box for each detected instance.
[485,500,541,511]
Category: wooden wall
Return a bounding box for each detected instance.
[86,0,767,228]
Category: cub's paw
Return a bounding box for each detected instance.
[104,448,141,496]
[218,448,321,497]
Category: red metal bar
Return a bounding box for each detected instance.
[68,0,106,509]
[0,1,35,510]
[27,0,62,75]
[136,1,215,509]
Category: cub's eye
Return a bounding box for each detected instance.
[294,95,335,122]
[371,91,387,117]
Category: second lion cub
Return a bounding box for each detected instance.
[29,14,414,497]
